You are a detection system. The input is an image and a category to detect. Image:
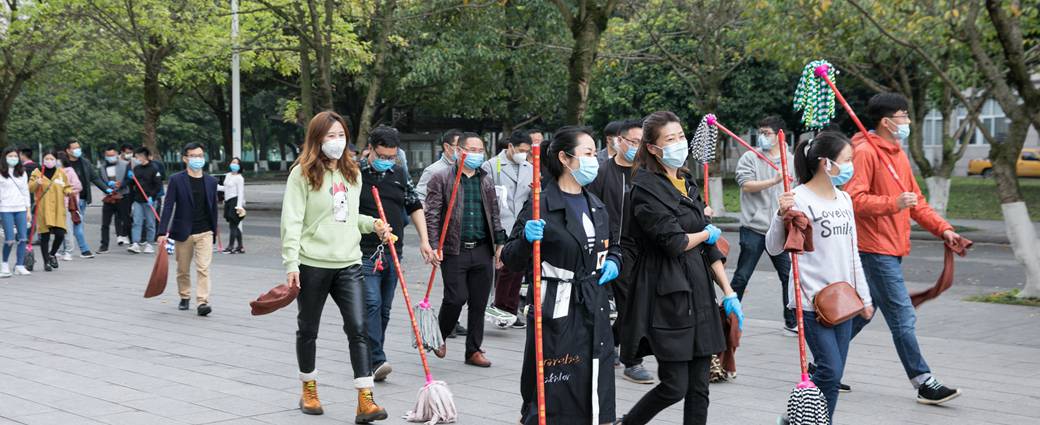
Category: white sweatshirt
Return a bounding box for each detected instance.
[218,173,245,207]
[0,173,30,213]
[765,184,872,311]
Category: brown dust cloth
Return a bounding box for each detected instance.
[717,306,742,374]
[782,210,814,253]
[910,236,973,307]
[250,283,300,315]
[144,249,169,298]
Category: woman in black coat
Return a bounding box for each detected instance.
[617,111,744,425]
[502,126,620,425]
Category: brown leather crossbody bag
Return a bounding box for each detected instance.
[812,200,864,327]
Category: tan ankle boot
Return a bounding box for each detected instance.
[299,380,323,415]
[355,388,388,423]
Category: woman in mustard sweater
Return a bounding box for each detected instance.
[281,111,392,424]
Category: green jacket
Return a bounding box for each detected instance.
[281,165,376,273]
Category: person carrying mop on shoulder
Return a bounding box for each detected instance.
[280,111,394,423]
[502,126,619,425]
[766,131,874,424]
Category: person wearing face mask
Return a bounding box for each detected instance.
[425,132,506,367]
[844,92,963,404]
[157,143,219,317]
[766,131,874,424]
[416,129,463,203]
[596,120,623,163]
[356,126,435,383]
[63,139,110,258]
[116,144,137,245]
[29,152,73,272]
[617,111,741,425]
[218,157,246,254]
[56,152,84,262]
[730,116,798,337]
[97,146,131,253]
[127,147,161,255]
[481,129,534,330]
[501,126,619,425]
[0,147,32,277]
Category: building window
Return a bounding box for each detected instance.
[923,110,943,146]
[957,99,1009,145]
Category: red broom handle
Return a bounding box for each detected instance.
[711,119,780,171]
[779,131,809,379]
[817,68,909,193]
[372,187,434,383]
[130,173,161,221]
[703,163,710,204]
[531,145,546,425]
[422,152,467,303]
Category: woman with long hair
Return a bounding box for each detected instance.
[280,111,392,423]
[618,111,743,425]
[29,151,72,272]
[56,151,83,262]
[220,157,246,254]
[767,131,873,423]
[0,147,31,277]
[502,126,619,425]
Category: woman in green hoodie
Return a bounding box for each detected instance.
[281,110,392,424]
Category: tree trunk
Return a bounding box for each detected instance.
[924,176,950,218]
[708,176,725,215]
[564,22,603,125]
[299,40,314,123]
[356,0,397,149]
[142,63,163,154]
[1003,202,1040,298]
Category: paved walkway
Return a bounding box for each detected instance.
[0,197,1038,424]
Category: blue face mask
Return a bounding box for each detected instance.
[463,152,485,170]
[658,139,689,169]
[624,146,637,162]
[105,155,118,164]
[71,148,82,158]
[758,134,774,151]
[828,160,854,186]
[372,158,395,172]
[567,155,600,186]
[895,124,911,141]
[188,158,206,170]
[6,157,18,167]
[229,164,240,172]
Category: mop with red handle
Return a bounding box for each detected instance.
[414,152,467,352]
[778,130,829,424]
[691,116,730,256]
[530,144,547,425]
[705,114,781,171]
[372,187,457,425]
[127,172,173,298]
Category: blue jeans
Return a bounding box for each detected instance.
[851,254,931,387]
[362,253,398,368]
[731,226,795,327]
[131,202,156,243]
[804,311,852,424]
[0,211,28,266]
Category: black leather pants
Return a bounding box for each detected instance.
[296,264,372,380]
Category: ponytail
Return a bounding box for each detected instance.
[793,131,852,184]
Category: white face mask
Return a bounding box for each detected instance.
[322,138,347,160]
[511,152,528,164]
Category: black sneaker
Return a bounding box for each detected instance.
[80,251,95,259]
[455,323,467,336]
[510,316,526,329]
[197,303,212,317]
[807,363,851,392]
[97,246,109,254]
[917,377,960,405]
[178,299,190,310]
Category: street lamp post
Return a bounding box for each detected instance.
[231,0,242,162]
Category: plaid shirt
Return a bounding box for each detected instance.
[459,172,488,242]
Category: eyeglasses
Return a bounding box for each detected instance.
[889,113,910,119]
[618,136,641,145]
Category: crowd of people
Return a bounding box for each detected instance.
[273,91,963,425]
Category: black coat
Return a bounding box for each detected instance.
[501,180,619,425]
[619,170,726,362]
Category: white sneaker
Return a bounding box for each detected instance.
[61,252,72,261]
[0,264,10,278]
[117,236,128,246]
[13,266,30,276]
[142,243,155,254]
[127,243,141,254]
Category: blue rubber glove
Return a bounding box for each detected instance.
[524,219,545,243]
[722,293,745,331]
[126,170,134,178]
[106,181,116,188]
[146,197,153,206]
[598,259,619,285]
[105,188,114,194]
[704,224,722,245]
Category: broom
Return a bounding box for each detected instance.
[778,130,829,424]
[530,144,547,425]
[705,114,781,171]
[416,152,467,351]
[691,116,730,256]
[128,172,170,298]
[371,187,457,425]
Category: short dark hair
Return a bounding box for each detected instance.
[499,129,532,151]
[866,92,910,129]
[369,126,400,149]
[134,146,151,156]
[603,120,623,138]
[103,145,118,153]
[182,142,204,155]
[543,126,594,179]
[617,119,643,138]
[120,144,134,152]
[20,147,32,158]
[794,131,851,184]
[439,129,462,147]
[65,138,80,149]
[457,132,484,150]
[757,115,786,133]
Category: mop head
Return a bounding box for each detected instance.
[793,59,837,130]
[785,384,830,425]
[414,302,444,352]
[693,114,719,163]
[405,380,458,424]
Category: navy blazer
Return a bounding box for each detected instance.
[158,171,219,242]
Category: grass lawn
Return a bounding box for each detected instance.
[965,289,1040,307]
[720,176,1040,221]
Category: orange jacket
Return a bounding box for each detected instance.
[844,132,952,257]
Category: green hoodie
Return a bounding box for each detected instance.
[281,165,376,273]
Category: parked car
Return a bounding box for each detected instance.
[968,148,1040,177]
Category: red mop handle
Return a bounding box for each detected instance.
[711,118,780,171]
[703,163,710,204]
[816,66,908,193]
[531,145,546,425]
[372,187,434,382]
[130,173,161,221]
[422,152,467,303]
[779,131,809,379]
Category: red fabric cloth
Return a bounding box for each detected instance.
[250,283,300,315]
[717,306,742,373]
[144,249,168,298]
[782,210,814,253]
[910,236,973,307]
